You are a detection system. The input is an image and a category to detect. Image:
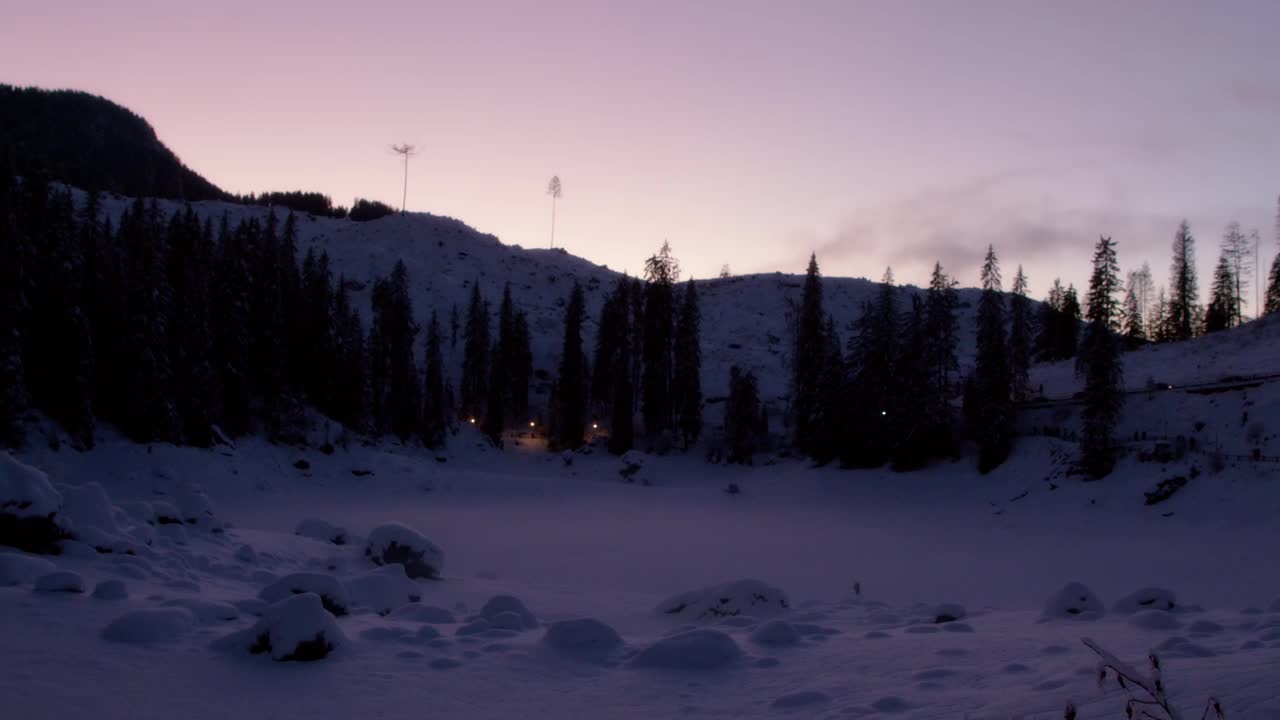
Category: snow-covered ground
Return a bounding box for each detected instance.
[4,418,1280,719]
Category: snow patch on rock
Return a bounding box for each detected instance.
[345,564,421,615]
[295,518,348,545]
[656,579,790,621]
[259,572,350,616]
[1042,582,1105,620]
[1113,587,1177,615]
[364,523,443,579]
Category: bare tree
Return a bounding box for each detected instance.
[391,143,417,214]
[547,175,563,248]
[1221,221,1252,325]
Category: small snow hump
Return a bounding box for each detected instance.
[102,607,195,644]
[92,579,128,601]
[216,592,347,662]
[632,629,743,671]
[364,523,444,580]
[933,603,966,624]
[656,579,790,621]
[33,570,85,594]
[1112,587,1177,615]
[0,552,56,586]
[294,518,348,546]
[478,595,538,630]
[749,620,801,647]
[345,564,421,616]
[1042,582,1105,620]
[259,572,350,617]
[1128,609,1182,631]
[0,453,69,554]
[542,618,625,662]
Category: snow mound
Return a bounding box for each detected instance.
[750,620,801,647]
[1042,582,1105,620]
[934,603,967,623]
[58,482,133,552]
[1113,587,1177,615]
[478,595,538,629]
[92,579,128,600]
[164,598,239,624]
[1129,609,1182,631]
[0,453,68,554]
[345,564,421,615]
[632,629,743,670]
[364,523,444,579]
[218,593,347,662]
[542,618,624,661]
[102,607,195,644]
[34,570,85,593]
[0,552,56,586]
[1156,635,1215,658]
[657,579,790,621]
[259,573,350,616]
[295,518,348,545]
[390,604,455,624]
[234,544,256,564]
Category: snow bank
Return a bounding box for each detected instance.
[1042,582,1105,620]
[364,523,444,579]
[0,453,68,554]
[259,573,350,616]
[102,608,195,644]
[33,570,85,593]
[542,618,624,662]
[345,564,421,615]
[1112,587,1177,615]
[657,579,790,621]
[0,552,56,586]
[632,629,743,670]
[478,595,538,630]
[295,518,348,546]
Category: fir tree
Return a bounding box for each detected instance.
[510,311,532,423]
[1204,251,1236,334]
[459,283,490,422]
[1121,270,1147,343]
[421,311,447,448]
[922,261,960,457]
[1008,266,1032,401]
[672,278,702,448]
[1166,220,1199,341]
[592,276,632,413]
[967,245,1013,473]
[482,340,505,446]
[1220,221,1251,326]
[1266,246,1280,317]
[841,269,899,468]
[792,253,826,456]
[330,277,368,433]
[0,161,28,446]
[552,283,588,450]
[607,312,635,456]
[724,366,761,464]
[641,242,678,436]
[1077,236,1125,478]
[370,261,421,441]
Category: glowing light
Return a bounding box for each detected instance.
[469,417,476,424]
[529,421,535,427]
[592,423,598,429]
[880,411,886,416]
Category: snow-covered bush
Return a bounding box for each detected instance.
[632,629,743,670]
[364,523,444,579]
[542,618,624,662]
[102,607,195,644]
[1112,587,1176,615]
[219,593,347,662]
[295,518,348,545]
[345,564,421,615]
[259,572,350,616]
[1042,582,1105,620]
[1074,637,1225,720]
[0,453,70,554]
[657,579,790,621]
[33,570,85,593]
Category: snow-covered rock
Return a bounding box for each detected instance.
[542,618,624,661]
[345,564,421,615]
[478,595,538,629]
[167,484,224,532]
[58,482,124,541]
[0,551,56,586]
[1042,582,1105,620]
[364,523,444,579]
[220,593,347,661]
[92,579,129,600]
[295,518,348,545]
[933,603,967,623]
[234,544,257,564]
[259,572,350,616]
[657,579,790,621]
[1113,587,1177,615]
[102,608,195,644]
[632,629,743,670]
[390,604,455,624]
[0,453,68,554]
[750,619,801,647]
[33,570,85,593]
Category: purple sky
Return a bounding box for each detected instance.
[4,0,1278,306]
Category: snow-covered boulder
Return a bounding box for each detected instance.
[259,573,350,616]
[542,618,624,662]
[390,604,455,624]
[1042,582,1105,620]
[103,607,195,644]
[33,570,85,593]
[58,482,136,553]
[364,523,444,579]
[478,595,538,629]
[632,629,743,670]
[221,593,347,662]
[295,518,348,546]
[345,564,422,615]
[92,579,129,600]
[166,484,224,533]
[657,579,790,621]
[0,453,68,554]
[1113,587,1177,615]
[750,620,801,647]
[619,450,646,482]
[0,551,56,586]
[934,603,967,623]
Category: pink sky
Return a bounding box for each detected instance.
[3,0,1278,306]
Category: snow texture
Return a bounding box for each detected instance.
[389,604,455,624]
[225,592,347,662]
[91,579,128,600]
[478,594,538,629]
[0,452,63,519]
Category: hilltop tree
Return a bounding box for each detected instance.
[966,245,1013,473]
[1121,270,1147,343]
[1008,265,1032,401]
[1166,221,1200,341]
[792,254,826,456]
[672,279,703,448]
[841,269,899,468]
[1204,251,1237,334]
[641,241,678,437]
[1220,221,1251,325]
[922,261,960,456]
[552,283,588,450]
[1077,236,1125,478]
